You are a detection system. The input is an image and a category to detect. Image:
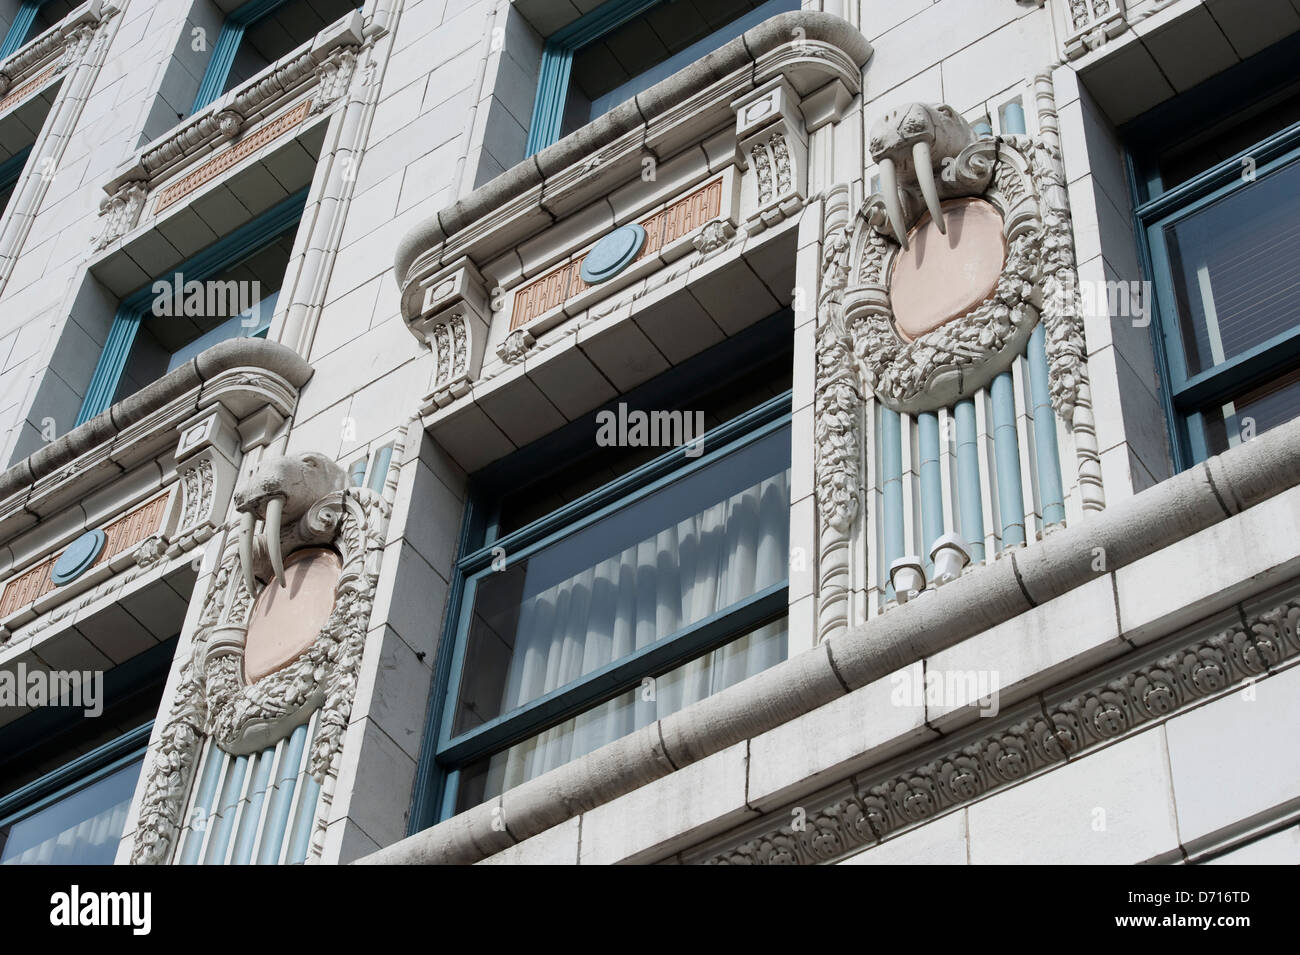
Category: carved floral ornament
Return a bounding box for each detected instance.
[698,595,1300,865]
[131,449,395,865]
[811,93,1095,641]
[843,102,1086,417]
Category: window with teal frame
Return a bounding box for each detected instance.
[1127,32,1300,471]
[0,0,76,60]
[191,0,363,114]
[525,0,799,155]
[0,636,176,865]
[0,144,32,218]
[411,311,794,829]
[76,188,307,425]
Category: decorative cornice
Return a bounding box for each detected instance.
[95,12,363,246]
[695,593,1300,864]
[0,0,104,102]
[394,12,872,294]
[0,339,312,524]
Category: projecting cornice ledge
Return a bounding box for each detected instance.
[0,339,312,522]
[359,416,1300,865]
[392,11,872,297]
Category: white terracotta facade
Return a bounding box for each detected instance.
[0,0,1296,867]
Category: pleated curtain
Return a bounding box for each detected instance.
[484,468,790,799]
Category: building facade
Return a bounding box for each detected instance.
[0,0,1297,866]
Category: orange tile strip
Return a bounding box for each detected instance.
[0,491,170,618]
[510,177,724,331]
[153,100,312,214]
[0,64,60,114]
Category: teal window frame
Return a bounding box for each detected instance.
[76,188,307,425]
[192,0,293,114]
[525,0,797,155]
[0,724,151,864]
[410,313,794,830]
[0,634,178,864]
[0,0,48,60]
[1126,33,1300,471]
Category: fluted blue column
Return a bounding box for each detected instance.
[1027,324,1066,526]
[990,372,1026,549]
[954,399,985,563]
[917,411,943,568]
[880,407,905,594]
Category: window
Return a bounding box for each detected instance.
[416,313,793,825]
[1129,33,1300,469]
[0,638,176,865]
[0,144,31,218]
[191,0,362,113]
[525,0,799,155]
[77,189,306,424]
[0,0,78,59]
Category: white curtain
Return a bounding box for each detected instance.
[483,468,790,799]
[1,760,139,865]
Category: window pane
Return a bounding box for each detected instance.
[497,345,792,535]
[1198,366,1300,456]
[113,227,297,403]
[29,0,80,40]
[0,756,143,865]
[455,616,786,811]
[1164,157,1300,377]
[223,0,362,95]
[452,424,791,737]
[562,0,797,138]
[1157,82,1300,191]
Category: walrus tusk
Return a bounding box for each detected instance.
[878,156,908,250]
[239,510,257,596]
[913,140,945,234]
[265,496,286,588]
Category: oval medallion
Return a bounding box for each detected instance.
[52,529,106,586]
[243,547,342,684]
[889,197,1006,342]
[580,224,646,284]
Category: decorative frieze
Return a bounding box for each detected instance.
[0,63,59,113]
[0,0,104,106]
[152,101,312,214]
[0,492,170,620]
[695,594,1300,864]
[508,177,726,331]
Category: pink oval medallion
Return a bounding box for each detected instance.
[889,198,1006,342]
[243,548,341,684]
